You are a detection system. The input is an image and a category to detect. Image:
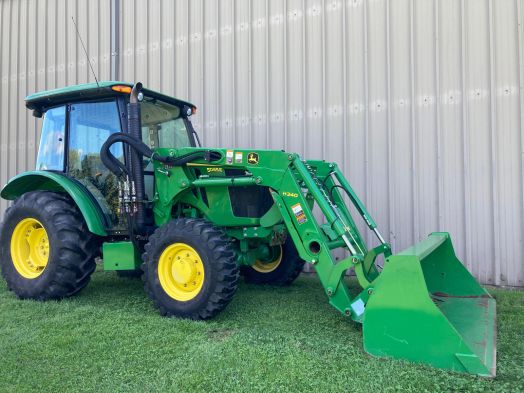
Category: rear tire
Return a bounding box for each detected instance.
[0,191,99,299]
[241,240,304,285]
[142,218,238,320]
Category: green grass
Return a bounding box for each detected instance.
[0,271,523,393]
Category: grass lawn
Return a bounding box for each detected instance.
[0,271,522,392]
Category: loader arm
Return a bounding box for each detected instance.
[266,156,390,319]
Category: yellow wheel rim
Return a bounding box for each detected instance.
[10,218,49,279]
[158,243,205,301]
[252,245,283,273]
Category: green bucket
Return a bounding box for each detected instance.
[363,233,496,377]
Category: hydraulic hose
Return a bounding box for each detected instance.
[100,132,223,177]
[100,132,153,177]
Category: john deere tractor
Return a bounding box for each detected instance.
[0,82,496,376]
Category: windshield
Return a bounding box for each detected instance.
[140,97,193,149]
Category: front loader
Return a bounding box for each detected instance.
[0,82,496,376]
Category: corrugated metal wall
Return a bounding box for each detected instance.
[1,0,523,287]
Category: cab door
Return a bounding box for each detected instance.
[67,100,125,230]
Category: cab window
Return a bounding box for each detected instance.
[140,97,192,149]
[140,97,194,202]
[36,106,66,171]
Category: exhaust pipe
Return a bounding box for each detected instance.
[127,82,146,233]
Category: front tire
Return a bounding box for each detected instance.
[0,191,99,299]
[142,218,238,320]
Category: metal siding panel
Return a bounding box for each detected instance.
[202,0,219,147]
[267,0,286,150]
[345,0,368,239]
[135,0,149,83]
[148,0,162,91]
[389,0,414,253]
[325,1,352,261]
[216,0,234,147]
[366,0,389,247]
[233,0,251,148]
[9,0,17,181]
[0,0,9,220]
[414,0,439,241]
[324,1,344,165]
[517,0,524,287]
[160,0,175,97]
[250,0,269,149]
[492,0,523,286]
[98,0,112,81]
[304,1,324,160]
[187,0,204,138]
[439,0,467,263]
[26,0,37,171]
[120,0,135,82]
[286,0,305,156]
[464,0,495,284]
[55,0,66,88]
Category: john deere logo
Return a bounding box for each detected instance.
[247,152,259,165]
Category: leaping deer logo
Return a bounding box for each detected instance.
[247,153,259,165]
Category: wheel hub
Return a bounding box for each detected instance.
[10,218,49,279]
[171,256,198,284]
[158,243,205,301]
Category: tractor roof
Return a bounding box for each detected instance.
[25,81,195,114]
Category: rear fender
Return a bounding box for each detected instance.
[1,171,108,236]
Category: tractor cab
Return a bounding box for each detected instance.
[26,82,197,231]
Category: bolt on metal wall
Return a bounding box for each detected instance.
[1,0,523,286]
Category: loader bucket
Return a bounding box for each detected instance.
[363,232,496,377]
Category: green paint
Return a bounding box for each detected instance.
[102,241,142,271]
[1,171,107,236]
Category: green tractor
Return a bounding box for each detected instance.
[0,82,496,376]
